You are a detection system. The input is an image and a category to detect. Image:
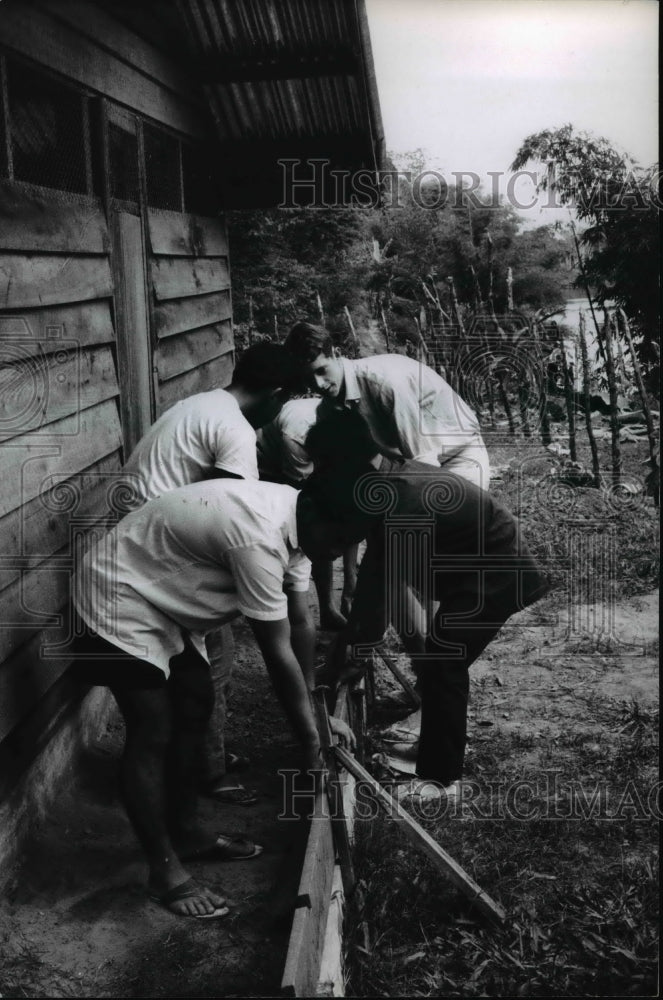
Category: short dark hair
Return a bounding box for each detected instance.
[231,342,302,394]
[305,408,379,472]
[284,321,334,363]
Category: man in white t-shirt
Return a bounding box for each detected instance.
[122,343,304,805]
[72,477,354,919]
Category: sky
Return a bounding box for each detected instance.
[365,0,658,222]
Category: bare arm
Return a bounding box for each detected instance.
[248,616,321,771]
[286,590,316,691]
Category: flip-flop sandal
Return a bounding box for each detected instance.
[180,834,264,863]
[148,877,229,919]
[226,753,250,773]
[205,782,258,806]
[391,778,461,806]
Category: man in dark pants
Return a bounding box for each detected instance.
[297,410,550,804]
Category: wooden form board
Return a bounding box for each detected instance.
[281,683,357,997]
[281,789,336,998]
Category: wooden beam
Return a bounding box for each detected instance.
[153,289,232,340]
[375,648,421,708]
[157,351,234,412]
[0,254,113,310]
[0,397,123,518]
[147,210,228,257]
[155,322,232,381]
[0,182,109,254]
[334,747,507,925]
[0,344,120,444]
[313,688,355,897]
[150,256,230,301]
[281,789,335,997]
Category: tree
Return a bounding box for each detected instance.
[511,125,659,367]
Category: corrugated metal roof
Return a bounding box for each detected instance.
[174,0,384,205]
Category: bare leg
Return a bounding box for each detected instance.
[111,684,225,917]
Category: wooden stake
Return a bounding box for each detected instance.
[602,309,622,483]
[618,309,659,502]
[344,306,359,357]
[247,294,254,346]
[506,266,514,312]
[313,688,355,897]
[557,326,577,461]
[334,747,507,925]
[375,648,421,708]
[316,292,326,327]
[578,312,601,487]
[380,307,391,353]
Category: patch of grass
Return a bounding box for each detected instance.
[489,439,660,601]
[346,724,659,997]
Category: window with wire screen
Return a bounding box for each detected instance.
[5,56,90,194]
[182,141,221,215]
[144,122,182,211]
[108,123,139,203]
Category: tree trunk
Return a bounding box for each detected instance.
[578,311,601,486]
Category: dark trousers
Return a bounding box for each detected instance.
[416,598,508,785]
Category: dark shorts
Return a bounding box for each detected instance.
[70,615,167,691]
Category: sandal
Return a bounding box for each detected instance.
[179,834,264,863]
[205,781,258,806]
[148,877,229,919]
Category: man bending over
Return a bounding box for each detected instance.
[72,476,353,918]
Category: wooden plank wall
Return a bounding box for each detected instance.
[0,182,123,745]
[148,209,234,413]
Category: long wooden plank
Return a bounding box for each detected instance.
[155,322,233,381]
[36,0,197,100]
[335,747,507,925]
[151,257,230,301]
[281,790,335,998]
[0,301,116,355]
[0,450,122,591]
[313,688,355,896]
[0,182,109,254]
[148,210,228,257]
[0,4,205,137]
[153,290,232,340]
[0,344,119,444]
[0,398,123,519]
[0,254,112,310]
[158,352,234,412]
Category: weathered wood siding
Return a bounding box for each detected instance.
[149,209,234,414]
[0,183,123,744]
[0,4,235,800]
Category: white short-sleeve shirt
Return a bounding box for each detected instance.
[257,397,323,485]
[72,479,310,676]
[341,355,490,488]
[123,389,259,502]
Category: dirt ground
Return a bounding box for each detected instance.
[0,612,334,999]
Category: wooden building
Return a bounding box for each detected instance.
[0,0,384,876]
